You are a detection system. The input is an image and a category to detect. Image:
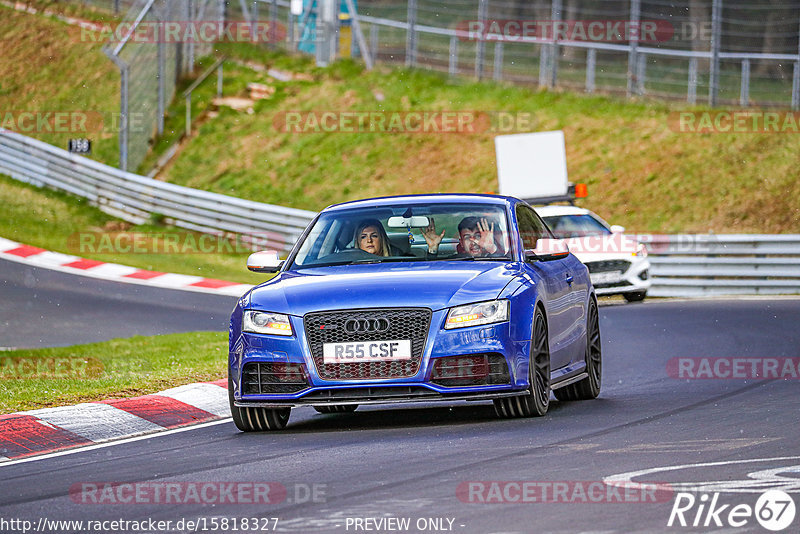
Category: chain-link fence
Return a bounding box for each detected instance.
[91,0,799,170]
[348,0,800,108]
[101,0,223,171]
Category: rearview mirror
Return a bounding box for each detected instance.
[610,225,625,233]
[387,216,430,228]
[524,238,570,262]
[247,251,283,273]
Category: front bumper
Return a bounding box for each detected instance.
[587,256,651,296]
[230,308,531,406]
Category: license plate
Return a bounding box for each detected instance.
[590,271,623,285]
[322,340,411,364]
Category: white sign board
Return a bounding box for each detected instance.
[495,130,568,199]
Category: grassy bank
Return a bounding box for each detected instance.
[0,3,122,167]
[155,45,800,234]
[0,332,226,413]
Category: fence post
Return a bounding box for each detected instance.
[449,35,459,76]
[188,0,196,74]
[688,57,698,104]
[708,0,722,107]
[493,42,503,81]
[627,0,640,97]
[475,0,488,79]
[739,59,750,106]
[120,64,129,172]
[585,48,596,92]
[157,10,165,136]
[793,17,800,110]
[288,10,295,52]
[370,24,379,63]
[539,45,549,87]
[217,63,223,98]
[185,94,191,138]
[270,0,279,50]
[636,52,646,95]
[550,0,561,87]
[405,0,417,68]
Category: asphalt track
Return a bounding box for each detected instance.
[0,258,237,348]
[1,260,800,533]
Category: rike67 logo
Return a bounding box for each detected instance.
[668,490,796,531]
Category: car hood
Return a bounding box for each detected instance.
[247,262,519,316]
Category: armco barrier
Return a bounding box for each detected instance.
[2,130,799,297]
[646,234,800,297]
[0,130,315,254]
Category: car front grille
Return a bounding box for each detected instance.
[585,259,631,273]
[304,308,431,380]
[242,362,309,394]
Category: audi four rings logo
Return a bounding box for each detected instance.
[344,318,390,333]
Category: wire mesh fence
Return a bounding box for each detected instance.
[86,0,799,170]
[351,0,800,108]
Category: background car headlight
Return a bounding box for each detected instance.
[242,310,293,336]
[445,300,509,329]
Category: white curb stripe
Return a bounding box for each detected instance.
[85,263,140,277]
[25,250,80,268]
[156,383,230,418]
[0,237,254,297]
[23,403,163,443]
[0,237,20,253]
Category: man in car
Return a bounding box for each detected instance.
[422,216,504,257]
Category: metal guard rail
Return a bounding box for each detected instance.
[646,234,800,297]
[0,130,315,253]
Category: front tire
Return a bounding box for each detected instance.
[554,298,602,401]
[494,307,550,418]
[228,374,291,431]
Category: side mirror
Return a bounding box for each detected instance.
[247,251,283,273]
[610,224,625,233]
[525,238,570,262]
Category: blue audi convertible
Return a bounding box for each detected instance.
[228,194,601,430]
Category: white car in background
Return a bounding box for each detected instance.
[534,205,651,302]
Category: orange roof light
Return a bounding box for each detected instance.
[574,183,588,198]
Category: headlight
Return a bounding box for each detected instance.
[242,310,293,336]
[634,243,648,257]
[445,300,509,329]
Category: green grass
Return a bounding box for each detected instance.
[0,332,227,413]
[0,4,123,167]
[0,174,271,285]
[151,45,800,234]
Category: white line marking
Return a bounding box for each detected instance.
[604,456,800,494]
[0,418,233,468]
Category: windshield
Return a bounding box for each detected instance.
[289,203,512,270]
[541,214,611,238]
